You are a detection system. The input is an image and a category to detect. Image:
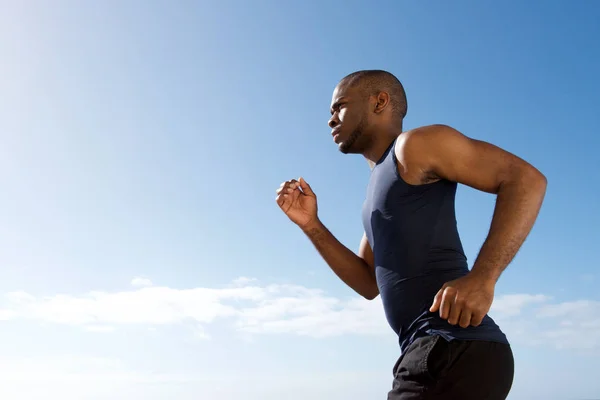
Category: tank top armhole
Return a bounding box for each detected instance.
[390,139,448,189]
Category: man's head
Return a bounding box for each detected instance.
[328,70,407,154]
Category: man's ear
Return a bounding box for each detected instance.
[374,92,390,114]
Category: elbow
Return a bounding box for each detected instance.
[537,171,548,191]
[503,163,547,195]
[362,286,380,300]
[523,164,548,194]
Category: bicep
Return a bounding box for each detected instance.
[417,125,540,194]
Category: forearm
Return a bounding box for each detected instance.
[471,167,547,282]
[301,220,378,299]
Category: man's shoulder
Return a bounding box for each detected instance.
[395,124,456,158]
[389,124,455,184]
[399,124,455,142]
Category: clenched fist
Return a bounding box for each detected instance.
[429,272,496,328]
[275,177,318,228]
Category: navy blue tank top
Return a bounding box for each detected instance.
[361,137,508,352]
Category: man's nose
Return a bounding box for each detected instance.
[328,116,338,129]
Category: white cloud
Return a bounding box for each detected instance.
[0,355,391,400]
[193,324,211,340]
[0,277,598,350]
[0,309,16,320]
[490,293,550,318]
[236,293,388,337]
[536,300,597,318]
[0,356,190,385]
[0,286,258,327]
[230,277,258,287]
[84,325,116,333]
[534,300,600,350]
[0,280,389,339]
[131,277,153,287]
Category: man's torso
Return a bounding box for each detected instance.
[361,135,508,352]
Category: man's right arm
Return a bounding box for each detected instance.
[301,220,379,300]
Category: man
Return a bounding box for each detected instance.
[275,70,547,399]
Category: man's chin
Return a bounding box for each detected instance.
[338,142,357,154]
[337,130,362,154]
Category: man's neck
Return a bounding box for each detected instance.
[363,126,404,169]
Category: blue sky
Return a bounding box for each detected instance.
[1,1,599,399]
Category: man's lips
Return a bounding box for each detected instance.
[331,127,341,141]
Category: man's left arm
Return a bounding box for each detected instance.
[413,124,547,327]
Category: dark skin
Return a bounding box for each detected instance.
[276,79,547,328]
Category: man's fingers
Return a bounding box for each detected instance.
[430,289,443,312]
[459,309,472,328]
[276,180,294,190]
[275,181,293,205]
[470,312,485,327]
[299,177,315,196]
[276,180,300,196]
[275,192,289,207]
[275,179,303,210]
[447,296,462,325]
[428,277,494,328]
[439,288,455,320]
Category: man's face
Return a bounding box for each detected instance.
[328,83,370,154]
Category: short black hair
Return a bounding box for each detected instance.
[340,70,407,120]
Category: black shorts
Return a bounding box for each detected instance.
[388,335,514,400]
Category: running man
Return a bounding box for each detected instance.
[275,70,547,399]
